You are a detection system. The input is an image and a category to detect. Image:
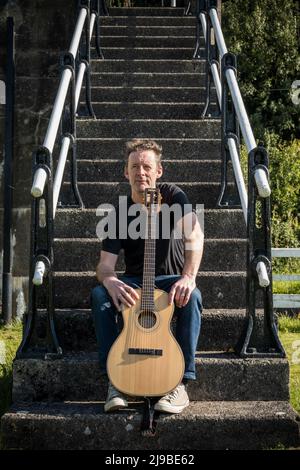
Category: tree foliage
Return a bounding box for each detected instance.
[222,0,300,140]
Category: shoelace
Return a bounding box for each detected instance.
[164,385,183,402]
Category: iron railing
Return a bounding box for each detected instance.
[1,17,15,326]
[16,0,108,358]
[195,0,285,358]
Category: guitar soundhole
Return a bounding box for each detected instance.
[138,311,157,329]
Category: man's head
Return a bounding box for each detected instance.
[124,139,163,201]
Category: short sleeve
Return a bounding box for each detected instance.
[101,237,122,255]
[100,207,122,255]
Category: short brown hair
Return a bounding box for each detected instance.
[124,139,162,166]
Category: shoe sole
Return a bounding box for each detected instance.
[104,397,128,413]
[104,404,128,413]
[154,399,189,414]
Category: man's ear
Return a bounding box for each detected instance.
[156,164,163,179]
[124,165,129,180]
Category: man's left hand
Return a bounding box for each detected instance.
[168,274,196,308]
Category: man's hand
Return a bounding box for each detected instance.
[103,277,139,312]
[168,274,196,308]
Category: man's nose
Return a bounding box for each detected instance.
[137,166,145,175]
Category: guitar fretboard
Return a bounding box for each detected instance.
[141,210,157,311]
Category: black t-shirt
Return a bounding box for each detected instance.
[101,183,192,276]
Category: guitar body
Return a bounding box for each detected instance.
[107,288,184,397]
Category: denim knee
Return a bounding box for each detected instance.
[91,285,108,305]
[90,285,113,322]
[190,288,203,311]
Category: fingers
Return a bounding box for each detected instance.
[114,284,139,310]
[169,283,193,308]
[175,286,190,308]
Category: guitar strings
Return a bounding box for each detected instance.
[131,190,158,384]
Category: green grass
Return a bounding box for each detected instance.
[273,281,300,294]
[278,315,300,414]
[0,321,23,418]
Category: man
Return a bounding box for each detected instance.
[91,139,203,414]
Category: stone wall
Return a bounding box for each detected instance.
[0,0,77,319]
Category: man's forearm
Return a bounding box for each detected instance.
[96,263,118,284]
[182,213,203,278]
[182,248,203,279]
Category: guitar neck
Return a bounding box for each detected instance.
[141,212,156,311]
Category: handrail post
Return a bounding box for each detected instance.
[236,144,285,358]
[77,2,96,118]
[201,0,219,118]
[193,0,203,59]
[184,1,192,16]
[217,52,240,207]
[93,0,105,59]
[100,0,109,16]
[60,53,84,208]
[16,148,62,359]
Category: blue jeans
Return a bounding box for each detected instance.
[91,275,202,380]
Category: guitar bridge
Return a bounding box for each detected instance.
[128,348,163,356]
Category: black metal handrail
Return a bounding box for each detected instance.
[16,0,108,359]
[194,0,285,358]
[1,17,15,326]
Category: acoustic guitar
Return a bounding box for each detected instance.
[107,187,184,397]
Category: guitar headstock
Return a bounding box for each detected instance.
[142,188,162,212]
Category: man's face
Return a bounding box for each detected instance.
[124,150,163,195]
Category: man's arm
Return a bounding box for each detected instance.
[182,211,203,278]
[96,250,139,311]
[169,212,204,308]
[96,250,119,284]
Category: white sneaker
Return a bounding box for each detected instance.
[104,382,128,413]
[154,383,189,414]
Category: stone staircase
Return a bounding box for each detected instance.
[1,6,299,450]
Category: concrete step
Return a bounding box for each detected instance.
[76,138,221,160]
[54,209,246,239]
[53,239,247,272]
[101,15,196,26]
[99,36,197,48]
[2,401,299,450]
[100,26,197,35]
[106,8,186,17]
[82,86,213,102]
[76,119,220,139]
[70,159,222,183]
[39,272,248,309]
[97,47,198,59]
[90,59,206,73]
[32,309,262,354]
[11,352,289,403]
[90,72,205,87]
[61,182,238,209]
[78,102,218,119]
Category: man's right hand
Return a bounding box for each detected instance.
[102,277,139,312]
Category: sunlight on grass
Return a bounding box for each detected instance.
[0,322,23,417]
[278,315,300,414]
[273,281,300,294]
